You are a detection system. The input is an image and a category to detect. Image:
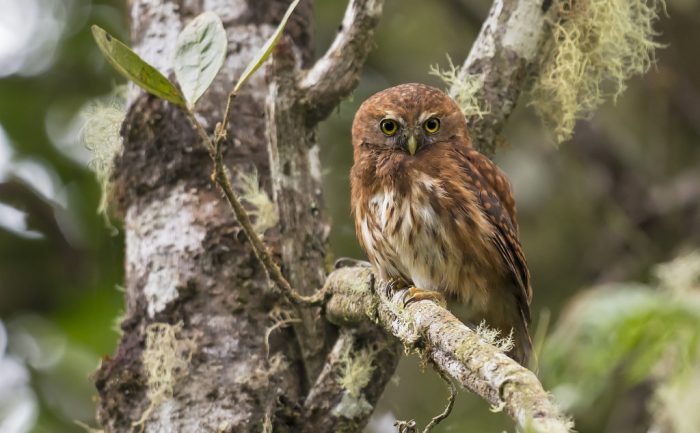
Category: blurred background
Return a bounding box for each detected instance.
[1,0,699,432]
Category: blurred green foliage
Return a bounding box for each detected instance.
[541,251,700,432]
[1,1,699,432]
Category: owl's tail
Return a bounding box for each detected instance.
[508,311,533,367]
[486,297,533,367]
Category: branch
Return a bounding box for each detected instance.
[299,0,385,124]
[184,103,324,308]
[454,0,558,155]
[324,266,573,433]
[300,327,400,433]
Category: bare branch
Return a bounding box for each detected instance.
[299,0,385,124]
[455,0,558,155]
[324,267,574,433]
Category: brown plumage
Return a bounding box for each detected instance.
[350,83,532,365]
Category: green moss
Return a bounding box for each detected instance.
[237,168,279,235]
[476,320,514,353]
[429,55,489,119]
[81,86,127,218]
[337,343,378,398]
[531,0,666,142]
[654,249,700,293]
[331,393,374,419]
[133,322,196,431]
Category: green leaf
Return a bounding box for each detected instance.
[233,0,300,94]
[91,25,186,107]
[174,12,227,107]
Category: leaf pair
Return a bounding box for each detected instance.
[91,0,300,110]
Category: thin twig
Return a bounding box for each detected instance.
[185,110,215,157]
[214,90,238,147]
[214,157,325,305]
[183,97,326,307]
[422,365,457,433]
[392,362,457,433]
[264,317,301,358]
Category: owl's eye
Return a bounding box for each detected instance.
[423,117,440,134]
[380,119,399,136]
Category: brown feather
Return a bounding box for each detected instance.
[350,83,533,365]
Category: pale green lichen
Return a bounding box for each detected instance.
[331,392,374,419]
[530,0,666,142]
[337,343,377,398]
[237,168,279,235]
[654,249,700,294]
[429,55,489,119]
[541,251,700,414]
[133,322,195,431]
[652,363,700,433]
[476,320,514,353]
[648,251,700,433]
[81,86,127,217]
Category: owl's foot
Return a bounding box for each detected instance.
[382,277,410,298]
[402,287,446,308]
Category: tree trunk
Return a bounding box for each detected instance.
[94,1,336,431]
[93,1,571,432]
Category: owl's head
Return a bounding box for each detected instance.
[351,83,470,160]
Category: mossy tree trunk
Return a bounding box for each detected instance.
[93,0,576,432]
[93,1,394,432]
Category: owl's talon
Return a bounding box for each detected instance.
[402,287,446,308]
[383,278,409,298]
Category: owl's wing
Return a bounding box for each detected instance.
[463,149,532,321]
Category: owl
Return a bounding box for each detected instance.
[350,83,532,365]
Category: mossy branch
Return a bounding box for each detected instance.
[324,266,574,433]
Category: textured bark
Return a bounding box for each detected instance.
[95,1,388,432]
[265,38,334,382]
[96,1,318,432]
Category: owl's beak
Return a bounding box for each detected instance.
[407,134,417,155]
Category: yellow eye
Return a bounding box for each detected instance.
[380,119,398,136]
[423,117,440,134]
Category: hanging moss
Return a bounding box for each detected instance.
[429,55,489,119]
[237,168,279,235]
[336,342,378,398]
[81,86,127,216]
[530,0,666,142]
[132,322,196,431]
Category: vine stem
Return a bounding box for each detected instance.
[422,365,457,433]
[184,95,326,307]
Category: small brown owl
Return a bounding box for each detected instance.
[350,83,532,365]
